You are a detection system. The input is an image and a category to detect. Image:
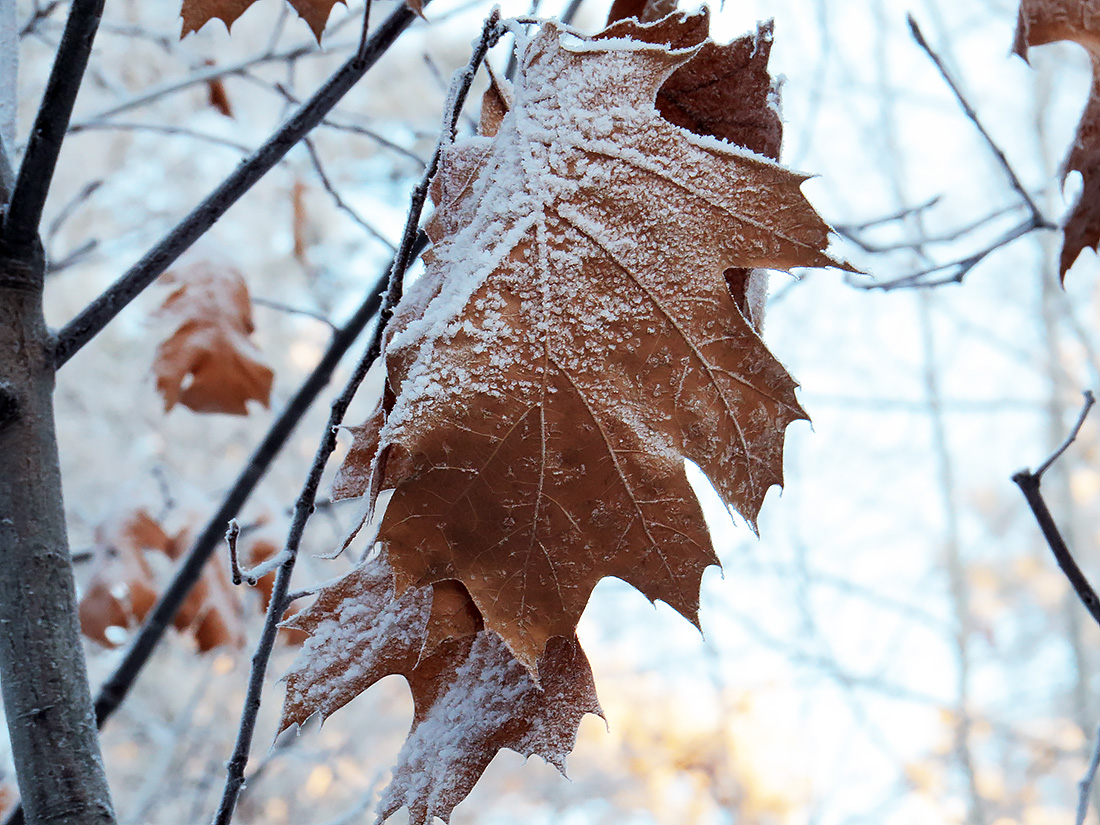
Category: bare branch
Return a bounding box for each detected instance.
[1078,724,1100,825]
[907,14,1052,232]
[302,137,395,249]
[3,0,105,247]
[212,16,503,823]
[1012,391,1100,630]
[53,0,424,368]
[225,520,244,586]
[851,217,1037,291]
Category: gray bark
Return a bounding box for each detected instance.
[0,238,117,825]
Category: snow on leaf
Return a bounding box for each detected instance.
[279,555,600,825]
[1014,0,1100,278]
[601,9,783,325]
[355,14,841,673]
[152,263,274,416]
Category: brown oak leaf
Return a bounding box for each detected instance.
[1015,0,1100,278]
[341,15,840,674]
[279,554,601,825]
[153,263,273,416]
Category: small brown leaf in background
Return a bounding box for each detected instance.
[153,263,274,416]
[207,79,234,118]
[1015,0,1100,279]
[280,555,601,825]
[79,509,258,652]
[79,510,168,648]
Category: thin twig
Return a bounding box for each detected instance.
[356,0,373,59]
[19,0,62,37]
[225,520,243,586]
[908,14,1052,231]
[68,120,254,152]
[1012,391,1100,630]
[3,0,105,247]
[836,202,1024,254]
[251,296,338,331]
[267,81,426,166]
[46,178,102,243]
[211,17,502,824]
[1035,391,1095,479]
[53,0,425,368]
[832,196,941,234]
[45,238,98,274]
[84,42,342,122]
[851,217,1036,291]
[1078,724,1100,825]
[302,137,395,249]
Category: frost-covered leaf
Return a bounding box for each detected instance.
[1014,0,1100,278]
[351,14,839,673]
[279,555,600,825]
[152,263,273,416]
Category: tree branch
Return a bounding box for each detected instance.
[1012,391,1100,629]
[3,0,105,247]
[211,15,503,823]
[53,0,424,367]
[908,14,1052,232]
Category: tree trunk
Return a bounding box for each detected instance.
[0,249,117,825]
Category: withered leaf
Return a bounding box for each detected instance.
[280,555,600,825]
[79,509,246,652]
[153,263,274,416]
[602,9,782,325]
[78,510,167,648]
[179,0,422,41]
[355,17,837,673]
[181,0,343,41]
[1014,0,1100,278]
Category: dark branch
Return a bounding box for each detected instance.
[52,0,422,367]
[212,15,503,824]
[1012,391,1100,630]
[907,14,1052,232]
[3,0,105,247]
